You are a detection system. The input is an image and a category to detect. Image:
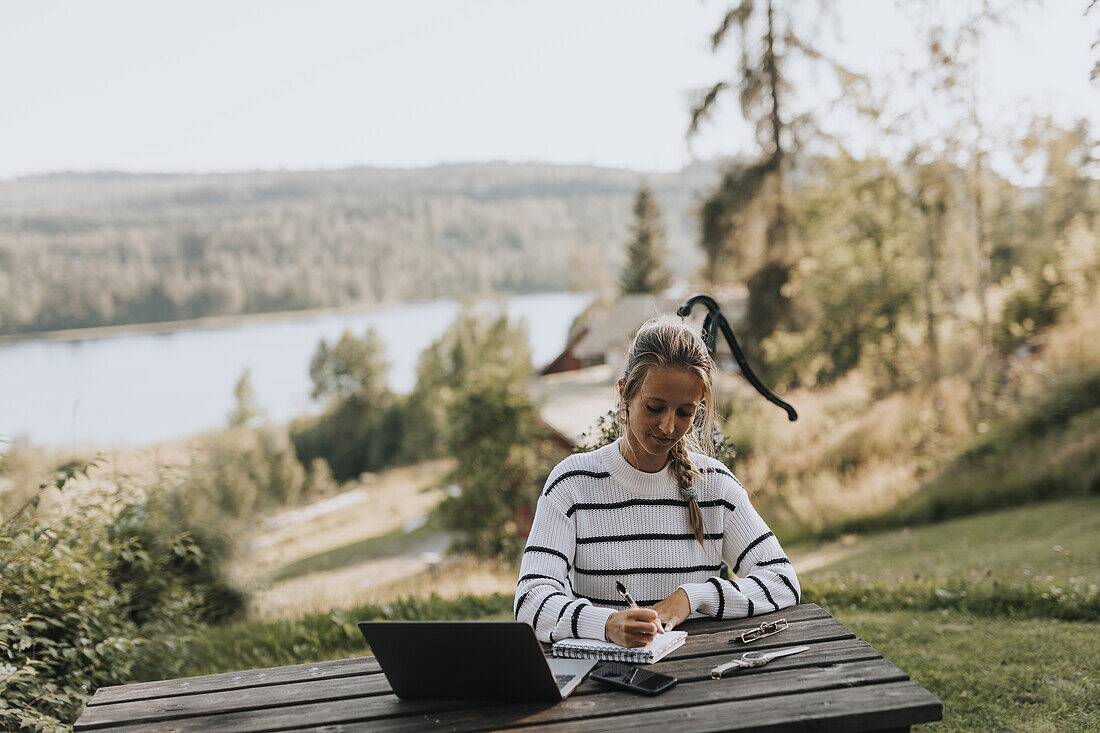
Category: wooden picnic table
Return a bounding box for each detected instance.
[73,603,941,732]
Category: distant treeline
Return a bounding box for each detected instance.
[0,162,713,336]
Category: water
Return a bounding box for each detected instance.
[0,292,591,450]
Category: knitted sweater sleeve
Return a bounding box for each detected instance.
[677,475,801,619]
[513,466,616,643]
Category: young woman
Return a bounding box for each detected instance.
[514,317,799,647]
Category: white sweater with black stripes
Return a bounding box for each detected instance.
[514,439,800,643]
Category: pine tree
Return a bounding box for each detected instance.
[620,185,673,295]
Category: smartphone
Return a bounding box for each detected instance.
[590,662,678,695]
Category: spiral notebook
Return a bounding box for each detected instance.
[551,630,687,664]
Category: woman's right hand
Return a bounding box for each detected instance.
[604,608,661,647]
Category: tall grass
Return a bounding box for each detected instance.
[724,291,1100,542]
[159,593,513,679]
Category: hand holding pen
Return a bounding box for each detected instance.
[616,580,667,634]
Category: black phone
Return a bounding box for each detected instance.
[590,662,677,695]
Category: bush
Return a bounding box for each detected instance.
[192,427,307,518]
[291,399,406,481]
[0,466,244,730]
[426,308,565,557]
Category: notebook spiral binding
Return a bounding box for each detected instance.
[551,644,657,663]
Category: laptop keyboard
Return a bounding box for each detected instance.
[554,674,576,687]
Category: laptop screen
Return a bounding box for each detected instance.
[358,620,594,702]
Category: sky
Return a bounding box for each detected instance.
[1,0,1097,181]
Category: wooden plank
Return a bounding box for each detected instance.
[92,657,910,733]
[500,680,943,733]
[83,694,496,733]
[658,616,855,664]
[677,603,830,638]
[639,637,882,684]
[74,674,393,731]
[286,658,915,733]
[85,656,381,707]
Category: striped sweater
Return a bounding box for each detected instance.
[514,439,800,643]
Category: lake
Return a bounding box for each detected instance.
[0,292,591,451]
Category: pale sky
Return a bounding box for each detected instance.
[1,0,1097,181]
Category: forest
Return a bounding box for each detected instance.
[0,162,711,336]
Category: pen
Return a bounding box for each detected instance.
[615,580,639,609]
[616,580,666,633]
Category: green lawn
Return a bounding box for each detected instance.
[798,496,1099,586]
[799,496,1100,730]
[795,496,1099,621]
[836,608,1099,732]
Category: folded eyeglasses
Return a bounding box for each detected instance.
[731,618,788,644]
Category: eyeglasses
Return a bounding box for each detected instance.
[731,618,788,644]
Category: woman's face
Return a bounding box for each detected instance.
[619,367,705,472]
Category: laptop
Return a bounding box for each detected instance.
[358,620,598,702]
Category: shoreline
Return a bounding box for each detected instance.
[0,290,578,347]
[0,301,412,346]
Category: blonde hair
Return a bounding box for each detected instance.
[617,317,715,547]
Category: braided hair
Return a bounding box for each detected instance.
[617,317,715,547]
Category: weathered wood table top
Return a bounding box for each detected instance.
[74,603,941,732]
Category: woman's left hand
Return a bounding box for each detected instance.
[650,588,690,632]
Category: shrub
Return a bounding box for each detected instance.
[192,427,307,518]
[0,466,243,730]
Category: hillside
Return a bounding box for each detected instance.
[0,161,724,336]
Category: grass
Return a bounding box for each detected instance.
[750,367,1100,544]
[230,457,452,584]
[728,291,1100,542]
[821,377,1100,539]
[798,496,1099,585]
[150,593,514,680]
[799,498,1100,728]
[795,495,1100,621]
[833,608,1099,732]
[270,516,446,583]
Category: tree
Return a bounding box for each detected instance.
[766,156,924,390]
[901,0,1028,414]
[402,306,532,458]
[227,368,261,427]
[689,1,866,350]
[308,327,390,407]
[620,185,673,295]
[909,156,957,383]
[438,372,557,557]
[293,327,397,480]
[415,307,562,556]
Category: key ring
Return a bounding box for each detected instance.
[731,618,788,644]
